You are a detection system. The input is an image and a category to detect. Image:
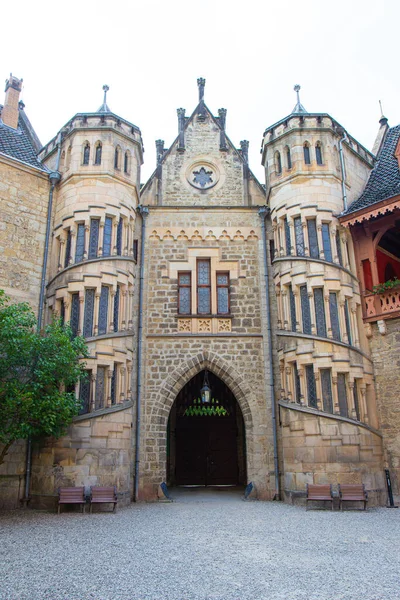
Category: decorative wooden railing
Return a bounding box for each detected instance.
[364,287,400,321]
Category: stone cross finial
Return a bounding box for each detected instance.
[197,78,206,102]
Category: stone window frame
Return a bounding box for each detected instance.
[178,271,192,315]
[94,141,102,165]
[169,248,238,317]
[315,141,323,165]
[82,141,90,166]
[275,150,282,176]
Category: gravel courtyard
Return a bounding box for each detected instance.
[0,488,399,600]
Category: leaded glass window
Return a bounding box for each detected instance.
[83,143,90,165]
[306,365,318,408]
[133,239,138,262]
[103,217,112,257]
[321,368,333,413]
[98,286,109,335]
[88,219,100,259]
[94,143,102,165]
[300,285,311,334]
[60,299,65,326]
[337,373,348,417]
[284,217,291,256]
[289,284,296,332]
[286,147,292,169]
[83,288,95,337]
[335,230,343,265]
[294,217,305,256]
[113,285,120,332]
[329,292,341,341]
[95,366,106,410]
[64,229,71,268]
[124,151,129,173]
[111,367,117,405]
[293,362,301,403]
[316,143,323,165]
[79,370,92,414]
[178,273,191,315]
[307,219,319,259]
[314,288,327,337]
[217,272,229,315]
[197,259,211,314]
[116,218,123,256]
[70,293,80,337]
[344,299,352,345]
[75,223,85,263]
[353,380,360,421]
[322,223,332,262]
[114,147,120,169]
[303,144,311,165]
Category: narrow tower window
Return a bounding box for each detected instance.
[300,285,311,335]
[322,223,332,262]
[95,366,106,410]
[83,143,90,165]
[103,217,113,257]
[79,370,92,415]
[337,373,348,417]
[94,142,102,165]
[98,286,109,335]
[321,368,333,413]
[293,363,301,403]
[286,146,292,169]
[335,230,343,265]
[75,223,85,263]
[284,217,291,256]
[64,229,72,268]
[315,142,323,165]
[303,143,311,165]
[314,288,327,337]
[289,284,296,332]
[113,285,120,332]
[344,299,352,345]
[124,151,130,174]
[114,147,120,169]
[275,151,282,175]
[88,219,100,259]
[306,365,318,408]
[83,289,95,338]
[116,218,123,255]
[329,292,341,341]
[70,293,80,337]
[294,217,305,256]
[216,272,230,315]
[111,367,117,405]
[307,219,319,259]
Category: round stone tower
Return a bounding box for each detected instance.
[39,87,143,415]
[262,88,385,504]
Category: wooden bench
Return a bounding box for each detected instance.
[306,484,334,510]
[58,486,86,514]
[89,486,118,513]
[338,484,368,511]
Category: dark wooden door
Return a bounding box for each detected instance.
[175,418,238,486]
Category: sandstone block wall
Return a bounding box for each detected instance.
[369,318,400,503]
[30,406,133,510]
[0,440,27,509]
[0,159,49,310]
[280,403,386,506]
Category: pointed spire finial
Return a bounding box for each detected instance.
[197,78,206,103]
[98,84,111,113]
[378,100,388,126]
[292,84,307,114]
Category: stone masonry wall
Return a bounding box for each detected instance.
[0,159,49,310]
[30,406,133,510]
[369,318,400,503]
[280,403,385,506]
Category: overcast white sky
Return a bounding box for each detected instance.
[1,0,398,182]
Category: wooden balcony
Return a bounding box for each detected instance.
[364,286,400,321]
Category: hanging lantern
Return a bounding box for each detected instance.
[200,369,212,404]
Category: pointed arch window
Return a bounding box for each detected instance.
[83,142,90,165]
[303,143,311,165]
[315,142,323,165]
[275,151,282,175]
[286,146,292,170]
[94,142,102,165]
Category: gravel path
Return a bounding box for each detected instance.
[0,489,399,600]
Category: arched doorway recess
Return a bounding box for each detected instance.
[167,370,247,487]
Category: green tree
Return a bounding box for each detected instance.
[0,291,88,465]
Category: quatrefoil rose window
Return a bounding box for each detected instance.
[187,161,219,190]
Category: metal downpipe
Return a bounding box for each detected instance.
[259,206,280,500]
[134,205,149,501]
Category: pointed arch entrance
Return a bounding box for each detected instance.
[167,370,247,486]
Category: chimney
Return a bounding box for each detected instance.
[2,74,23,129]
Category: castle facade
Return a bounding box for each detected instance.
[1,74,399,508]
